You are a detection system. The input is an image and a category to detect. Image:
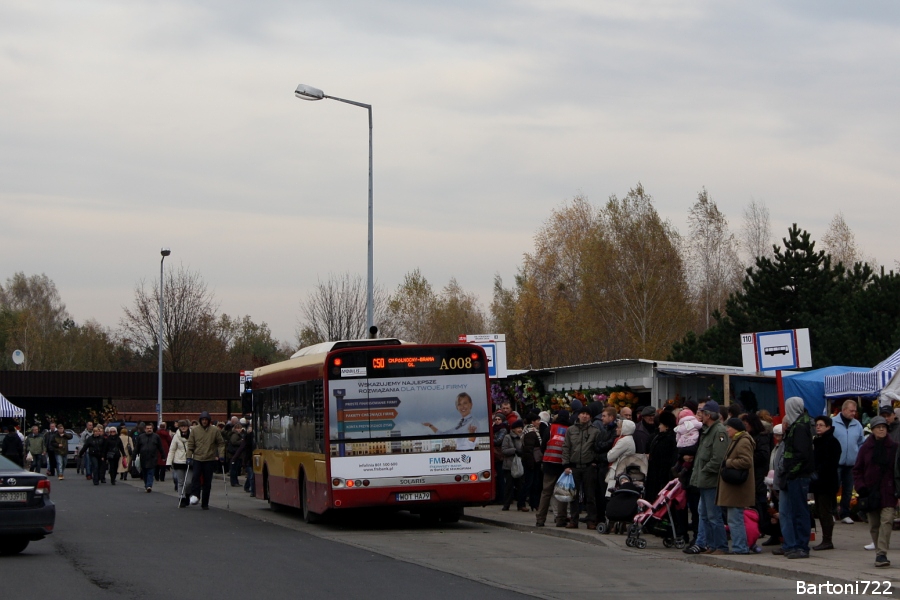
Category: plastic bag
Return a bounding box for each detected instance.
[511,455,525,479]
[553,471,576,503]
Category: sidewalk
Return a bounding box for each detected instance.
[463,505,900,586]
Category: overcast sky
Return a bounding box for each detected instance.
[2,1,898,345]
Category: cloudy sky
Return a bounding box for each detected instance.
[2,1,898,344]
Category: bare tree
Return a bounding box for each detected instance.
[120,264,221,372]
[821,211,861,268]
[296,272,392,346]
[740,198,773,264]
[685,189,743,330]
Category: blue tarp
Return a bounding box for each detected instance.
[783,366,869,417]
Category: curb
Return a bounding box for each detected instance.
[462,513,869,587]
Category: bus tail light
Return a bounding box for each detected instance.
[468,474,478,482]
[332,478,343,487]
[454,475,462,482]
[481,471,491,480]
[362,480,370,487]
[347,480,355,487]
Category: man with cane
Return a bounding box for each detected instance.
[186,411,225,510]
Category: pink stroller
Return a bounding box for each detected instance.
[625,478,687,549]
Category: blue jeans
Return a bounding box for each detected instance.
[727,507,749,553]
[779,477,811,553]
[244,465,255,494]
[838,466,854,518]
[698,487,726,550]
[142,467,155,489]
[55,454,66,476]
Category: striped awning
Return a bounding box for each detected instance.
[0,393,25,418]
[825,347,900,398]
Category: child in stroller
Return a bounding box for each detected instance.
[597,467,644,534]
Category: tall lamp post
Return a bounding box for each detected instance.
[294,83,375,336]
[158,248,171,426]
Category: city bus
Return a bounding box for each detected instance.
[250,339,494,523]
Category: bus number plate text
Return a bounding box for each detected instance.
[396,492,431,502]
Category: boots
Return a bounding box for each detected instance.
[812,540,834,551]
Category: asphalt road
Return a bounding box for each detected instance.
[0,475,799,599]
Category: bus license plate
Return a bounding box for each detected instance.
[0,492,27,502]
[396,492,431,502]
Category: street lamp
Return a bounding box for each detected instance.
[294,83,375,336]
[158,247,171,426]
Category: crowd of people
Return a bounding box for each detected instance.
[0,412,256,511]
[491,396,900,569]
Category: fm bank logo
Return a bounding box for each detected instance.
[429,454,473,465]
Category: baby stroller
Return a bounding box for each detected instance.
[597,468,644,535]
[625,477,687,549]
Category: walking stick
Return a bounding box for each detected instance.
[178,460,193,507]
[222,459,230,509]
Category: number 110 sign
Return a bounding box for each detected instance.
[741,328,812,373]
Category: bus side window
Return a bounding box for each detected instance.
[313,380,324,453]
[253,389,264,450]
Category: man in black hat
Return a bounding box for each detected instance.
[633,406,658,454]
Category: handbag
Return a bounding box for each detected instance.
[510,455,525,479]
[134,454,141,471]
[720,436,750,485]
[106,451,117,462]
[533,448,544,463]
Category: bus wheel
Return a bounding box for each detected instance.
[419,509,440,525]
[301,473,322,524]
[440,507,463,524]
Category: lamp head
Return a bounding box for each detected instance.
[160,248,171,257]
[295,83,325,101]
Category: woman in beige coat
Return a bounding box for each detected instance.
[716,417,756,554]
[117,427,134,480]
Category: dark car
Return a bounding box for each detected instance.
[0,455,55,555]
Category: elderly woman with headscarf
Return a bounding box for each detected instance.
[604,419,638,494]
[775,397,814,559]
[852,415,900,568]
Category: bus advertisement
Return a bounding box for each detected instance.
[251,340,494,523]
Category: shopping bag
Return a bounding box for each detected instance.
[511,455,525,479]
[553,471,576,503]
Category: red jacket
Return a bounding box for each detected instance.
[156,428,172,466]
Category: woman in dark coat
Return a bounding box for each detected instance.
[104,427,125,486]
[810,415,841,550]
[852,416,900,568]
[78,426,108,485]
[742,413,772,537]
[644,411,678,502]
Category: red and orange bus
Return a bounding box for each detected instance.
[250,339,494,523]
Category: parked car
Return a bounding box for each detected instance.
[0,455,55,555]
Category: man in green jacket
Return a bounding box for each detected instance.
[186,411,226,510]
[687,401,729,554]
[25,426,47,473]
[561,408,601,529]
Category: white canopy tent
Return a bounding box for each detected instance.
[0,392,25,418]
[825,347,900,401]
